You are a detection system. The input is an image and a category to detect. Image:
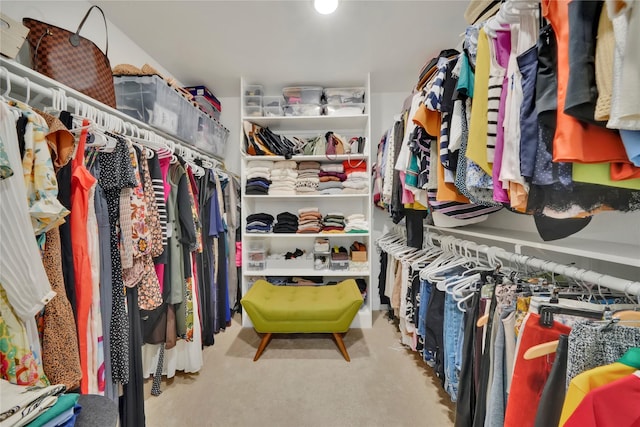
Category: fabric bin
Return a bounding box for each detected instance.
[283,86,323,104]
[324,87,366,104]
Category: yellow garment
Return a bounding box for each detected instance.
[403,202,427,210]
[466,28,492,175]
[559,362,637,426]
[573,162,640,190]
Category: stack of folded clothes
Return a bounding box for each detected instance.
[342,159,368,194]
[318,163,346,195]
[269,160,298,195]
[296,161,321,194]
[297,207,323,233]
[246,213,275,233]
[273,211,299,233]
[245,160,273,195]
[345,213,369,233]
[321,212,346,233]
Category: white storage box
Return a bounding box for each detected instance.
[324,87,366,104]
[283,103,322,117]
[283,86,323,105]
[324,103,365,116]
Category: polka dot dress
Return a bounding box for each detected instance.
[98,138,137,384]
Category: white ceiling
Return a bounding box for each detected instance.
[92,0,469,97]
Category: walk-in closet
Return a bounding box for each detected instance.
[1,1,639,426]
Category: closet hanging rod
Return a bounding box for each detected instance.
[424,232,640,297]
[0,58,225,167]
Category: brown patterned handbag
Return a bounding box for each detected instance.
[23,6,116,108]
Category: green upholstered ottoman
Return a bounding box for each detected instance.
[240,279,364,361]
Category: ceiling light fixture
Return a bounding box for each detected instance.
[314,0,339,15]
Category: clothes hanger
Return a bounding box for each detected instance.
[524,311,640,360]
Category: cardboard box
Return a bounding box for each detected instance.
[351,250,367,263]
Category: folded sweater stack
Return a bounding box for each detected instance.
[273,211,299,233]
[322,212,345,233]
[318,163,345,195]
[296,161,321,194]
[342,160,368,194]
[297,207,323,233]
[246,213,275,233]
[245,160,273,195]
[345,213,368,232]
[269,160,298,195]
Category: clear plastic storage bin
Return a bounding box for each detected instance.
[247,260,266,271]
[324,103,365,116]
[283,86,323,105]
[114,75,229,157]
[330,259,350,271]
[283,104,322,117]
[323,87,366,104]
[191,109,230,158]
[244,106,263,117]
[245,85,263,97]
[262,96,284,116]
[114,75,196,139]
[314,252,330,270]
[244,96,262,107]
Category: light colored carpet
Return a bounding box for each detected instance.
[143,311,455,427]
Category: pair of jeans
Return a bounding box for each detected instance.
[485,305,516,427]
[443,293,465,402]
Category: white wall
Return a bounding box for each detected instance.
[1,1,173,78]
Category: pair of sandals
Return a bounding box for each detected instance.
[285,248,305,260]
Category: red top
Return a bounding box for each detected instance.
[70,121,97,393]
[564,372,640,427]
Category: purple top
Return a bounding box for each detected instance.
[492,27,512,203]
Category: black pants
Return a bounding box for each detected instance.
[534,334,569,427]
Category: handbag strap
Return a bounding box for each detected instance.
[72,5,109,55]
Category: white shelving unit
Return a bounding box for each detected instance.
[240,76,373,328]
